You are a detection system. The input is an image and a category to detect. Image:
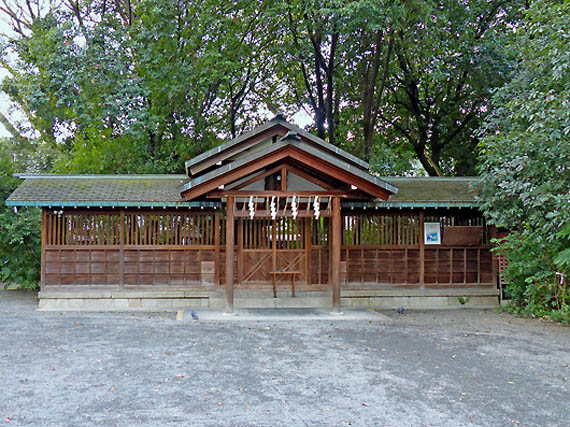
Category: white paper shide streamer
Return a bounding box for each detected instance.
[291,195,298,220]
[313,196,320,220]
[248,196,255,220]
[270,196,277,220]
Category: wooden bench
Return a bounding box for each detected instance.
[270,270,301,298]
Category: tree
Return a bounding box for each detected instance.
[477,0,570,321]
[375,0,520,176]
[278,0,520,175]
[0,0,279,174]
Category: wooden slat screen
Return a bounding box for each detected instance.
[426,213,485,226]
[46,212,121,246]
[45,211,216,247]
[342,213,419,246]
[124,212,214,246]
[311,218,329,246]
[241,218,304,250]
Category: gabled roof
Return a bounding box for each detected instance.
[5,174,217,208]
[186,115,369,176]
[180,136,399,200]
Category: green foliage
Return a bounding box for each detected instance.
[478,0,570,322]
[0,0,525,176]
[0,139,41,289]
[457,296,470,306]
[1,0,278,174]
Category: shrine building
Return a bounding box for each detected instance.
[6,115,499,311]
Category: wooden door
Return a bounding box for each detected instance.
[239,217,308,285]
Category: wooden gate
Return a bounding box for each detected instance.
[237,217,310,287]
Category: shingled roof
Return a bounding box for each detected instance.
[5,174,216,208]
[358,177,480,208]
[6,174,480,208]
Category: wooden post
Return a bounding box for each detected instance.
[225,197,235,313]
[41,208,47,290]
[272,219,277,273]
[304,217,312,286]
[331,197,341,313]
[419,210,425,286]
[119,208,125,287]
[281,167,287,191]
[237,218,243,284]
[214,211,220,286]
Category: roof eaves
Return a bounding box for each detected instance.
[181,139,290,192]
[343,201,480,209]
[5,200,221,208]
[288,140,397,194]
[181,139,397,195]
[13,174,189,180]
[184,120,280,170]
[184,119,370,172]
[284,121,369,170]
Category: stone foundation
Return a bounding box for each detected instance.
[37,287,499,311]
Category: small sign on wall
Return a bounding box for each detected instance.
[424,222,441,245]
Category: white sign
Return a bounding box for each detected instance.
[424,222,441,245]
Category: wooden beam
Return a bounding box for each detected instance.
[283,162,336,190]
[208,190,362,198]
[225,196,235,314]
[233,209,333,218]
[286,148,391,200]
[232,164,284,191]
[331,197,341,313]
[281,167,287,191]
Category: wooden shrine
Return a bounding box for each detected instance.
[6,115,499,311]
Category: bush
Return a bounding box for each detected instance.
[0,139,41,289]
[477,0,570,323]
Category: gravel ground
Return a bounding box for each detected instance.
[0,290,569,426]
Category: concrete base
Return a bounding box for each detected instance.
[37,287,499,311]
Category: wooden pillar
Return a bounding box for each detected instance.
[119,208,125,287]
[331,197,341,313]
[237,218,243,284]
[225,197,235,313]
[419,210,425,286]
[281,167,287,191]
[41,208,47,290]
[214,211,220,286]
[304,217,312,286]
[272,219,277,272]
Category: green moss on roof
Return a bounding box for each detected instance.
[6,174,481,208]
[6,174,202,207]
[381,177,479,205]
